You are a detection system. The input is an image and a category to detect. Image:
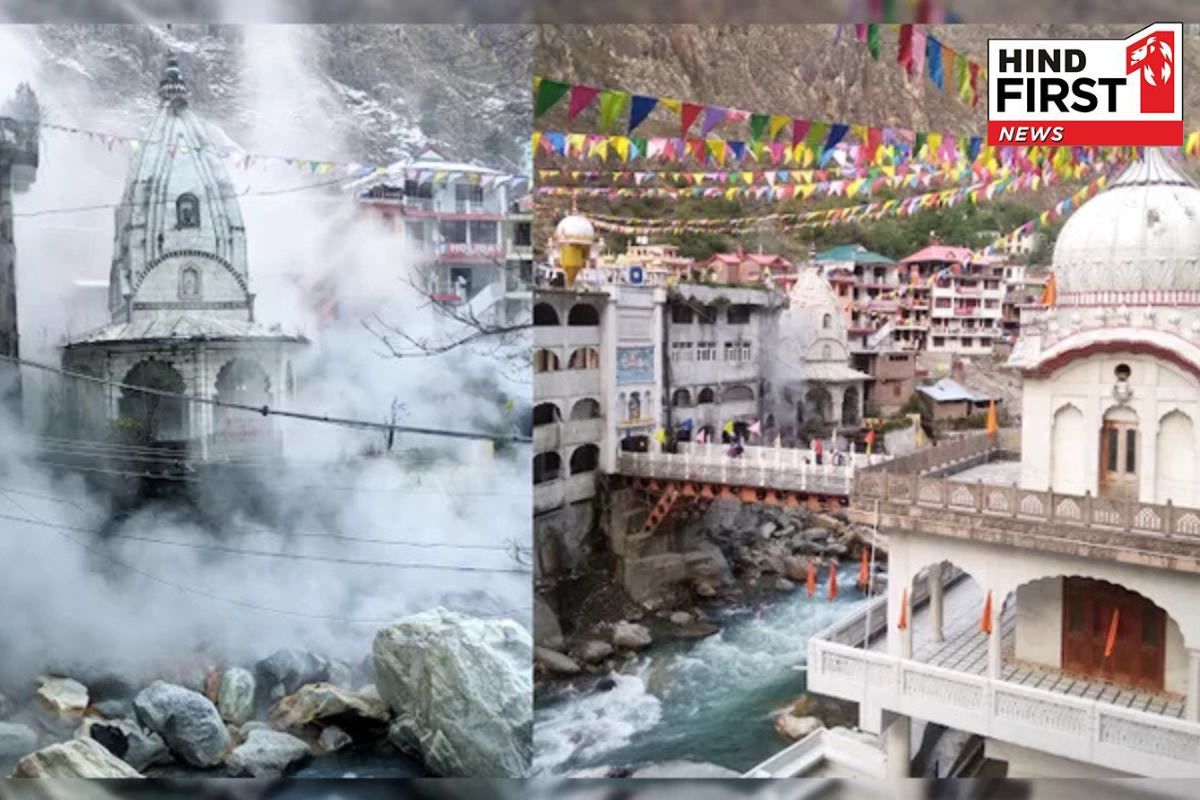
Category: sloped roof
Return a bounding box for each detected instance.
[917,378,994,404]
[65,314,308,347]
[815,244,894,264]
[900,245,976,265]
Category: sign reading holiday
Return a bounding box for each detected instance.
[987,23,1183,146]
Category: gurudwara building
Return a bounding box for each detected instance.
[804,148,1200,778]
[61,56,307,460]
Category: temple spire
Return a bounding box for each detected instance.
[158,52,189,111]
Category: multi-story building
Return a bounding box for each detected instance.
[695,249,798,286]
[806,149,1200,780]
[902,245,1006,356]
[349,146,529,322]
[0,101,38,412]
[532,215,868,521]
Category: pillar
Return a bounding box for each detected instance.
[1186,649,1200,723]
[830,385,846,427]
[928,563,944,643]
[883,712,911,780]
[987,592,1002,680]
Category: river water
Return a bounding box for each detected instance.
[533,562,871,776]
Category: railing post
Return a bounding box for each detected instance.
[975,480,984,513]
[1166,499,1175,537]
[910,473,919,504]
[1009,484,1018,518]
[1046,487,1055,521]
[1122,498,1133,532]
[1082,491,1093,526]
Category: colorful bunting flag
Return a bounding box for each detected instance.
[629,95,659,133]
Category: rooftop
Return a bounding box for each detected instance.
[916,378,995,404]
[815,244,895,265]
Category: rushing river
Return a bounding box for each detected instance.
[533,562,872,776]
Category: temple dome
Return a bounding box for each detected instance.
[1052,148,1200,298]
[776,266,848,363]
[555,214,595,244]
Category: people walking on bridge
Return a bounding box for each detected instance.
[813,436,824,465]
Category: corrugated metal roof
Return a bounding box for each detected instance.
[916,378,993,403]
[815,244,895,264]
[65,314,308,346]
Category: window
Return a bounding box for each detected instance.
[671,305,695,324]
[821,344,831,359]
[568,348,600,369]
[1115,364,1132,381]
[822,313,832,329]
[1107,428,1119,472]
[439,220,468,243]
[696,341,717,362]
[515,222,532,247]
[1125,429,1137,473]
[698,388,715,405]
[179,266,200,300]
[534,349,560,373]
[627,392,641,421]
[671,342,694,363]
[176,193,200,228]
[469,221,498,245]
[727,305,751,324]
[672,389,692,407]
[567,304,600,326]
[724,341,752,363]
[404,180,433,199]
[455,183,484,204]
[533,303,559,326]
[740,342,751,362]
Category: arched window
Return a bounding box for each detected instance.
[533,303,560,326]
[822,313,832,329]
[698,387,716,405]
[533,452,562,484]
[569,398,602,420]
[534,349,561,373]
[722,384,755,403]
[568,348,600,370]
[179,265,201,300]
[567,304,600,326]
[822,344,832,359]
[119,359,186,443]
[672,388,692,407]
[533,403,562,427]
[570,444,600,475]
[176,193,200,229]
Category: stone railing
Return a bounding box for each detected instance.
[854,470,1200,541]
[858,430,1017,476]
[807,637,1200,777]
[813,565,966,649]
[617,448,862,495]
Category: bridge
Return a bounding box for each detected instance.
[616,441,890,534]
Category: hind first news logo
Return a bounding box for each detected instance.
[987,23,1183,146]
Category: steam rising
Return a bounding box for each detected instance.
[0,24,530,692]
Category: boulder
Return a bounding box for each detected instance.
[36,677,88,724]
[534,647,580,676]
[802,527,831,541]
[0,721,38,758]
[92,699,133,720]
[226,729,311,778]
[133,681,230,768]
[328,660,355,690]
[612,621,652,651]
[269,683,390,734]
[669,611,693,626]
[757,521,778,540]
[12,738,143,778]
[317,725,352,754]
[578,640,614,664]
[373,608,531,777]
[775,714,823,741]
[217,668,256,726]
[685,541,734,586]
[774,578,796,593]
[254,649,330,698]
[76,717,171,771]
[533,594,565,652]
[783,556,810,583]
[694,581,718,598]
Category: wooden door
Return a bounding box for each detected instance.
[1099,420,1139,500]
[1062,578,1164,690]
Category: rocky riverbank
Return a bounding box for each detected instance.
[1,608,532,778]
[534,500,885,687]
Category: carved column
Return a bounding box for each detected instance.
[928,562,944,643]
[1186,648,1200,723]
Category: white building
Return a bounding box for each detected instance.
[806,148,1200,779]
[60,55,308,460]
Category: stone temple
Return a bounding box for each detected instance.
[62,55,308,460]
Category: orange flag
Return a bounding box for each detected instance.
[858,547,869,590]
[828,562,839,600]
[1040,272,1057,306]
[980,590,993,635]
[806,559,816,597]
[1105,609,1120,658]
[897,587,909,630]
[986,400,999,437]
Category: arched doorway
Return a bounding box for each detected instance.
[1051,404,1085,495]
[841,387,860,426]
[1061,577,1168,691]
[569,444,600,474]
[1156,410,1194,505]
[119,359,187,443]
[533,452,562,484]
[1100,406,1139,500]
[214,358,272,443]
[805,386,832,423]
[533,402,561,427]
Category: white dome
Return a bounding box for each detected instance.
[1053,148,1200,297]
[555,214,595,242]
[776,267,848,364]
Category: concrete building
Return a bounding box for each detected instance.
[807,148,1200,779]
[60,55,308,460]
[903,246,1006,356]
[348,145,530,323]
[695,250,798,286]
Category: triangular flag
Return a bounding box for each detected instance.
[867,24,880,59]
[628,95,659,133]
[681,102,703,138]
[700,106,728,138]
[749,113,769,143]
[768,114,790,140]
[981,590,993,635]
[534,78,570,117]
[567,85,600,122]
[598,90,630,133]
[897,587,909,629]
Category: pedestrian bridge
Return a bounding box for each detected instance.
[616,443,891,531]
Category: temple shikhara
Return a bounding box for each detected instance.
[59,56,308,460]
[805,148,1200,779]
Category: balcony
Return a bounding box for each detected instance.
[561,417,605,447]
[808,574,1200,777]
[533,473,597,515]
[533,326,601,349]
[534,369,601,400]
[435,241,506,263]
